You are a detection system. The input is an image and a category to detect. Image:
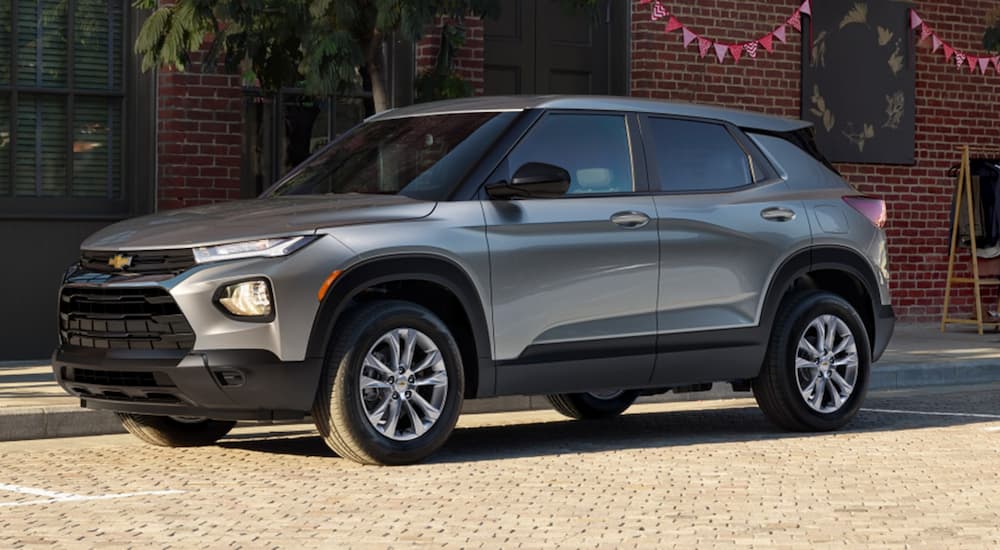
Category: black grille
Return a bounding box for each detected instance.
[81,249,196,275]
[59,287,196,351]
[73,368,159,387]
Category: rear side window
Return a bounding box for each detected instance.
[647,117,752,192]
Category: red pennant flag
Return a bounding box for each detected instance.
[729,43,743,63]
[760,33,774,52]
[931,34,942,52]
[967,55,978,72]
[665,16,683,33]
[910,10,923,29]
[773,25,787,43]
[698,37,713,58]
[682,27,697,47]
[920,24,933,42]
[943,43,955,62]
[993,57,1000,73]
[955,51,966,70]
[714,43,728,63]
[979,57,990,74]
[651,1,667,20]
[788,10,802,32]
[745,41,760,58]
[799,0,812,16]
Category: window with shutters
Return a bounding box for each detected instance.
[0,0,126,213]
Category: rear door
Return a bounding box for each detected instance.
[642,115,813,385]
[483,111,659,395]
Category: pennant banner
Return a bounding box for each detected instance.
[641,1,811,65]
[910,9,1000,75]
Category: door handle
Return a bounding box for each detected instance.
[761,207,796,222]
[610,211,650,229]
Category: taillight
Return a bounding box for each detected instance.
[843,196,887,228]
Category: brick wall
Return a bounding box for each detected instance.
[632,0,1000,322]
[415,16,486,95]
[156,55,243,211]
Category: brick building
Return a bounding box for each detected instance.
[1,0,997,359]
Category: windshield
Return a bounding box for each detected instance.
[264,111,517,201]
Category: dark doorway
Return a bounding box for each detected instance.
[484,0,629,96]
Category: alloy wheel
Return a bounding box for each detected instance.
[794,314,859,414]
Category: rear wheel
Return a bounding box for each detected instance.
[312,301,464,466]
[753,291,871,432]
[117,413,236,447]
[545,390,639,420]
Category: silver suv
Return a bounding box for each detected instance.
[54,96,894,465]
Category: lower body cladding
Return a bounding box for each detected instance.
[53,347,322,420]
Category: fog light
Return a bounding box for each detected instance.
[218,280,272,318]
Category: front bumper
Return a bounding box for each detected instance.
[53,347,322,420]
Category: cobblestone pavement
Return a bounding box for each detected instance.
[0,385,998,548]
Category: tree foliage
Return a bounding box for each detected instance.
[986,6,1000,54]
[134,0,501,112]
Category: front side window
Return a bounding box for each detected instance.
[506,113,634,195]
[265,112,516,201]
[648,117,752,192]
[0,0,125,201]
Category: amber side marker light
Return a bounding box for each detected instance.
[317,270,343,302]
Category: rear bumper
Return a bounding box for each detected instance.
[872,304,895,363]
[52,347,322,421]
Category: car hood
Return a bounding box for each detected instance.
[82,195,437,250]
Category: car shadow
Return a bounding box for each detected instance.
[217,387,1000,463]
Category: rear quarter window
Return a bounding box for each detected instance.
[646,117,754,193]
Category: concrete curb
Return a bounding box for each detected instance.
[0,406,124,441]
[1,361,998,443]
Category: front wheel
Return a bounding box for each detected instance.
[117,413,236,447]
[753,291,871,432]
[545,390,639,420]
[312,301,464,466]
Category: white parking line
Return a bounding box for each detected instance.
[0,483,184,508]
[862,408,1000,420]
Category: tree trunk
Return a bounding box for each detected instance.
[367,29,389,112]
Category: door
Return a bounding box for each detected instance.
[641,116,813,385]
[484,112,660,395]
[484,0,613,95]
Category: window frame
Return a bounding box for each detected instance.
[0,0,152,220]
[639,114,778,195]
[479,109,650,199]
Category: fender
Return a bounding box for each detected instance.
[306,254,495,397]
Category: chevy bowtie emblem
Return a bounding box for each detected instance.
[107,254,134,270]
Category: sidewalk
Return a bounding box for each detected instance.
[2,323,999,441]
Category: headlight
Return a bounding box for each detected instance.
[216,279,273,319]
[193,236,315,264]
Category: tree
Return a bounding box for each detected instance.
[134,0,500,113]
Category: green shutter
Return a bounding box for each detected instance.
[73,97,121,198]
[0,94,9,194]
[75,0,123,91]
[0,0,11,84]
[16,0,67,88]
[14,94,66,196]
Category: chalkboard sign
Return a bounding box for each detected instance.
[801,1,915,164]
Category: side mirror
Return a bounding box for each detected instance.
[486,162,571,199]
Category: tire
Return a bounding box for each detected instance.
[545,390,639,420]
[753,290,871,432]
[312,300,464,466]
[117,413,236,447]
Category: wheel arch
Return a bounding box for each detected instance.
[763,246,883,355]
[306,254,494,399]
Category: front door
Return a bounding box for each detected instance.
[483,112,659,395]
[484,0,618,95]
